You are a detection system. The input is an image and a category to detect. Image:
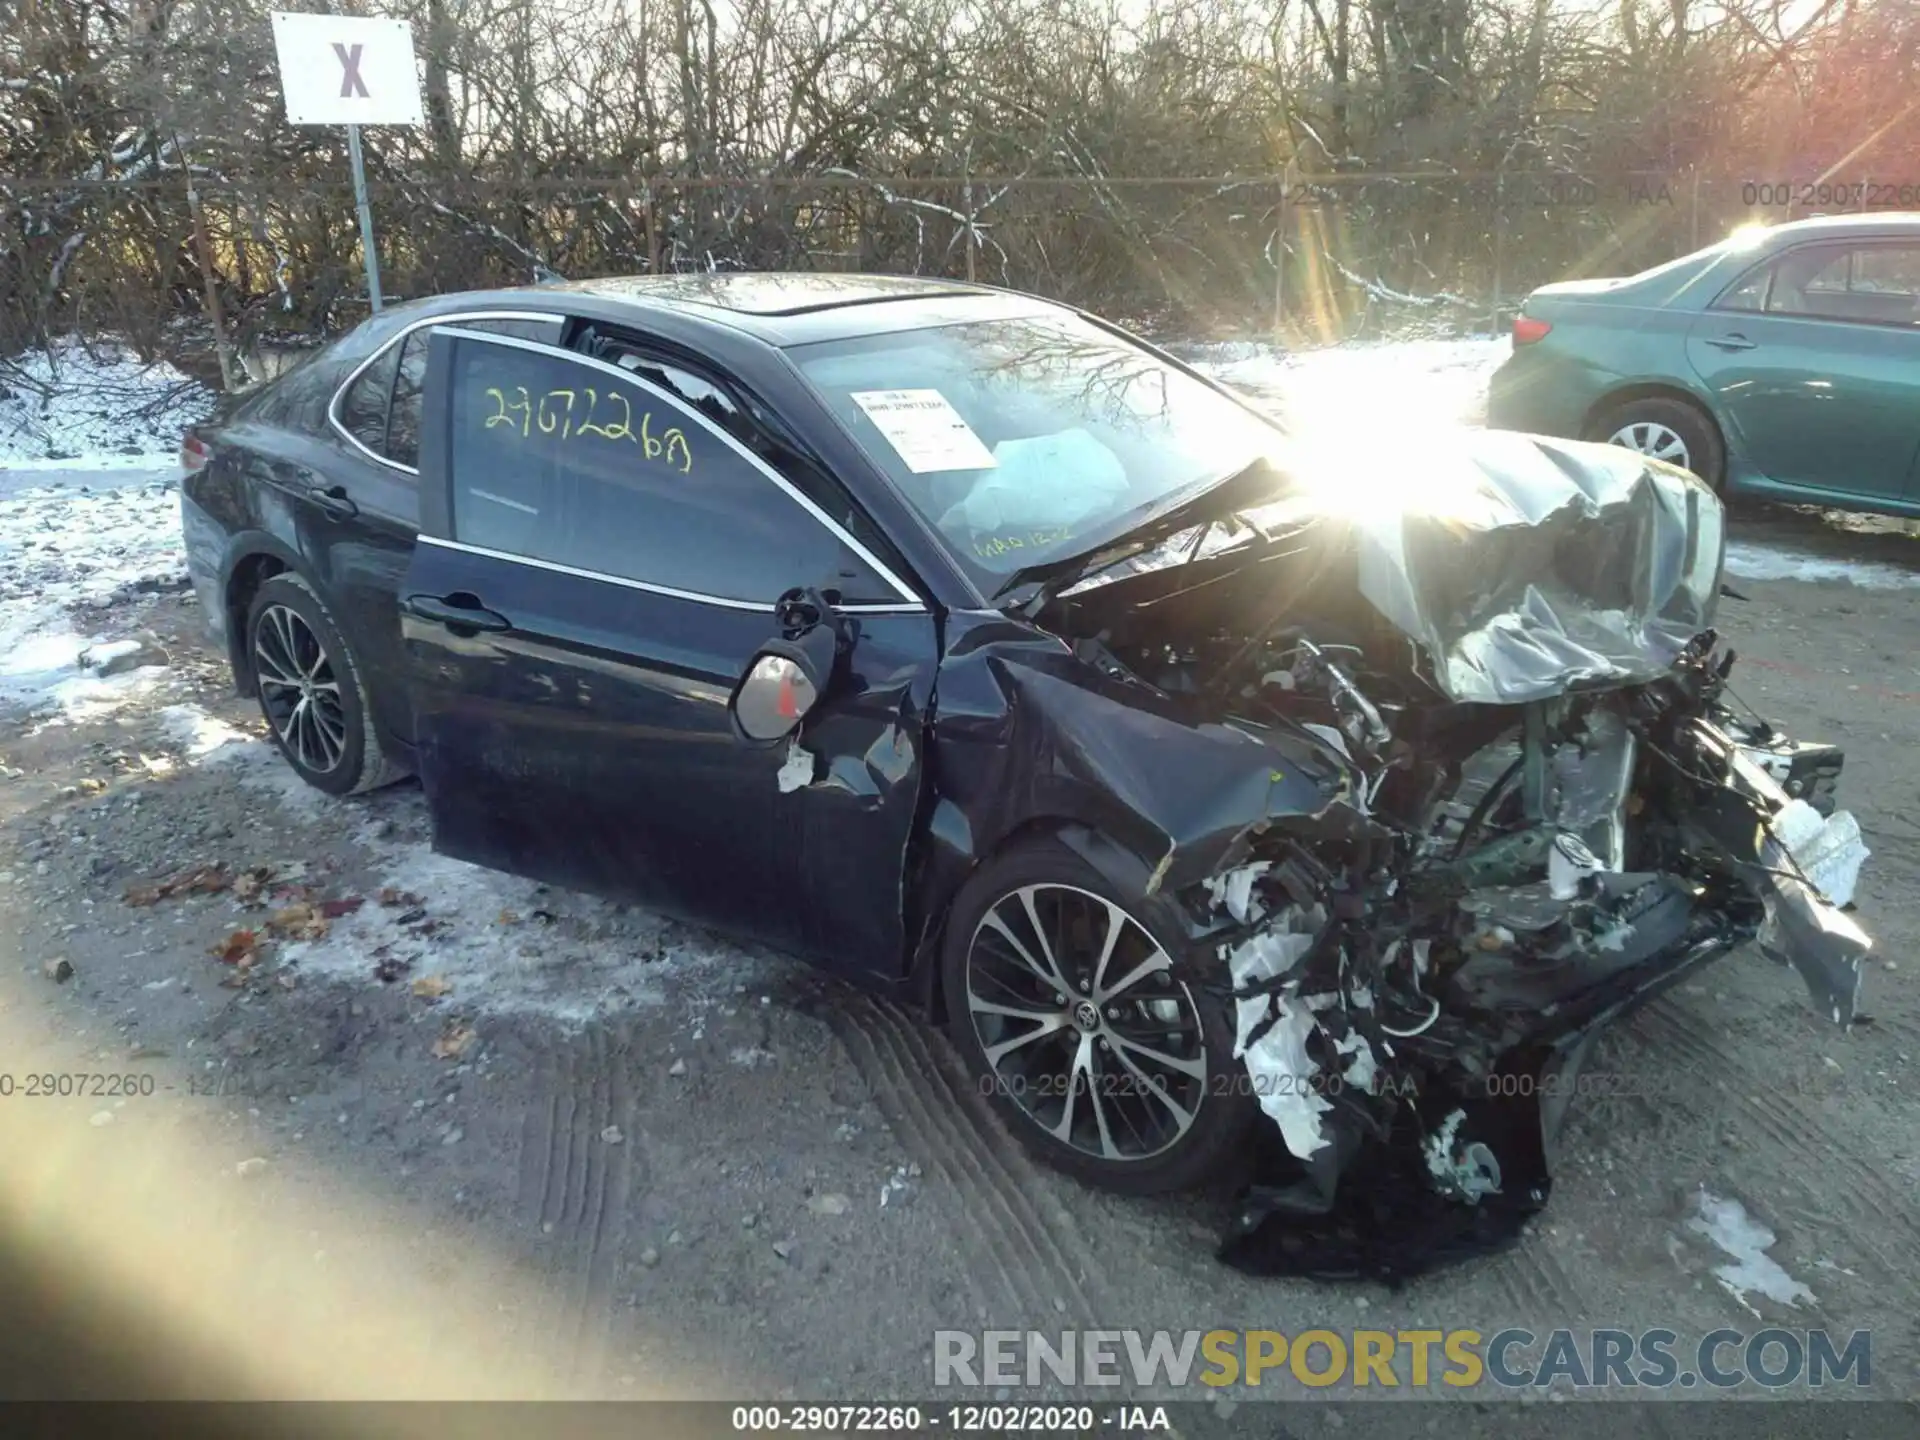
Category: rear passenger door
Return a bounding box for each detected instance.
[318,311,563,744]
[399,326,939,977]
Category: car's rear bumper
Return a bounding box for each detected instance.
[1485,350,1592,438]
[179,491,228,648]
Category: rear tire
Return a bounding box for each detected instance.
[1588,395,1725,490]
[941,834,1257,1195]
[245,572,409,796]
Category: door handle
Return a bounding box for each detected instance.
[404,593,512,633]
[308,483,359,519]
[1705,333,1758,351]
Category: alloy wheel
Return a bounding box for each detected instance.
[965,883,1208,1163]
[1606,420,1691,470]
[253,603,348,775]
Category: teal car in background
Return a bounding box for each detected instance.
[1488,213,1920,511]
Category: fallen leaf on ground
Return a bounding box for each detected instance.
[319,896,365,919]
[497,909,520,925]
[264,903,329,941]
[433,1022,477,1060]
[270,882,318,904]
[124,864,231,907]
[372,948,412,983]
[378,888,425,908]
[211,929,262,967]
[411,974,452,999]
[232,867,274,904]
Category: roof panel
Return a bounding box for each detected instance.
[555,271,985,315]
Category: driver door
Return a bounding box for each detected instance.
[399,325,938,980]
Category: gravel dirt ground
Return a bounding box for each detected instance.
[5,484,1920,1427]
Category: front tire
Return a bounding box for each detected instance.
[1589,395,1725,490]
[941,835,1257,1195]
[245,572,407,796]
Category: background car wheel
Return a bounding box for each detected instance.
[1588,396,1725,489]
[246,572,408,796]
[941,834,1257,1195]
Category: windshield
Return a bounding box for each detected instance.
[788,312,1283,589]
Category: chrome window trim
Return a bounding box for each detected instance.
[419,536,925,615]
[433,327,924,609]
[326,309,568,474]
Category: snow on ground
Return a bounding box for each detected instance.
[0,339,213,466]
[1724,540,1920,590]
[1687,1189,1816,1315]
[0,465,186,721]
[156,700,780,1024]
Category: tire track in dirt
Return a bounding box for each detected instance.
[1628,999,1920,1280]
[1485,1237,1590,1322]
[831,996,1115,1328]
[515,1022,642,1391]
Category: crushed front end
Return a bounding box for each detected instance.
[1037,432,1873,1281]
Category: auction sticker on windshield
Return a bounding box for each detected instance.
[851,389,998,472]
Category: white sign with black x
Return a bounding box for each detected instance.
[270,11,424,127]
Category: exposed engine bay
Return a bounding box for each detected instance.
[1031,442,1872,1282]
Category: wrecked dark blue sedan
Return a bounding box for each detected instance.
[179,273,1873,1279]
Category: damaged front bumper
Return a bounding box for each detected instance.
[1196,683,1872,1284]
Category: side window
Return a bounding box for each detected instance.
[590,336,911,594]
[444,338,901,606]
[608,352,748,439]
[1763,243,1920,325]
[1715,264,1771,312]
[337,344,399,450]
[386,329,431,468]
[389,317,561,469]
[1852,245,1920,293]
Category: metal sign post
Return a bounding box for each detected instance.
[270,12,424,313]
[344,124,383,309]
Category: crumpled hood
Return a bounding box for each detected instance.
[1329,430,1726,704]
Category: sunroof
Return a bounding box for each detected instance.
[569,272,979,316]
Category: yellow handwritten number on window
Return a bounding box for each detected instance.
[484,384,691,474]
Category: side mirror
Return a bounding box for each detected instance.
[732,640,826,743]
[731,586,853,743]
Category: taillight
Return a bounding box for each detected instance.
[1512,315,1552,346]
[180,432,210,473]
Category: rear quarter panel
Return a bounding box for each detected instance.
[1490,297,1718,439]
[186,385,419,752]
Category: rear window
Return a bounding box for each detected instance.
[1627,236,1743,284]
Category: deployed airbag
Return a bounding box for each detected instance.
[941,429,1129,533]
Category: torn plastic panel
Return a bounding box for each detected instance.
[1675,720,1871,1027]
[1350,434,1724,705]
